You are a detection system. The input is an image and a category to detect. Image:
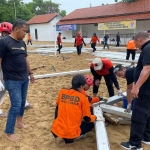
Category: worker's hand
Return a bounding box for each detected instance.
[95,79,100,87]
[124,103,132,113]
[0,80,4,91]
[84,44,86,46]
[74,44,76,47]
[118,89,123,96]
[131,86,139,98]
[30,74,35,84]
[96,116,105,121]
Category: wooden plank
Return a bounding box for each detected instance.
[118,118,131,125]
[100,104,132,119]
[93,105,111,150]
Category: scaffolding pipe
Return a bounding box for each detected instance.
[34,69,90,79]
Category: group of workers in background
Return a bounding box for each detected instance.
[56,31,137,63]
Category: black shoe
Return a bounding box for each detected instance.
[120,141,142,150]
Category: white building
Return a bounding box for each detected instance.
[27,13,62,41]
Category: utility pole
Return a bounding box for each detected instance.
[14,0,16,19]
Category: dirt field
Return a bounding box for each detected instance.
[0,41,148,150]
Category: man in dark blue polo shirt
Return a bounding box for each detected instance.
[121,31,150,150]
[103,33,109,49]
[0,19,34,142]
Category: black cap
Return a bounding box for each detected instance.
[58,32,62,34]
[114,64,124,74]
[93,33,96,36]
[72,74,86,89]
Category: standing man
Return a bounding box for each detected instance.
[0,19,34,142]
[126,37,136,61]
[103,32,109,50]
[90,33,100,52]
[114,64,135,112]
[57,32,62,54]
[116,32,120,47]
[27,32,32,45]
[74,32,86,55]
[121,31,150,150]
[90,58,122,97]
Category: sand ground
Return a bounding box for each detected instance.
[0,41,148,150]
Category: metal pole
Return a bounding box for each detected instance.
[14,1,16,19]
[54,18,57,56]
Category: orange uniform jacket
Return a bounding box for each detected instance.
[81,89,99,104]
[90,58,112,75]
[91,36,100,43]
[28,34,31,40]
[57,35,62,44]
[75,36,84,46]
[126,40,136,50]
[51,88,96,139]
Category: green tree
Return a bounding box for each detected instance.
[60,10,66,17]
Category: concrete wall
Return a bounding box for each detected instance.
[29,15,62,41]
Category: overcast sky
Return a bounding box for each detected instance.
[23,0,115,14]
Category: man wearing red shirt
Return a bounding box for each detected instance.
[90,58,122,97]
[57,32,62,54]
[74,32,86,55]
[90,33,100,52]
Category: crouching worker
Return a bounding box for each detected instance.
[51,74,101,144]
[82,75,102,105]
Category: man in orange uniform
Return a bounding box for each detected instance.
[126,37,136,61]
[51,74,101,144]
[74,32,86,55]
[27,32,32,45]
[57,32,62,54]
[90,33,100,52]
[90,58,122,97]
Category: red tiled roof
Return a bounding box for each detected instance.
[57,13,150,25]
[27,13,58,25]
[57,0,150,25]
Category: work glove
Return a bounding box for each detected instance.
[124,103,132,113]
[74,44,76,47]
[118,89,123,96]
[96,116,105,121]
[0,80,4,91]
[87,96,92,102]
[84,44,86,46]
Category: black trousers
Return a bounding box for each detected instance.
[57,44,62,54]
[27,40,32,45]
[52,121,94,144]
[93,74,114,97]
[91,43,96,52]
[116,41,120,47]
[129,95,150,147]
[126,49,136,60]
[76,44,82,55]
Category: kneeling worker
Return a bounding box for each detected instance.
[51,74,102,144]
[90,58,122,97]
